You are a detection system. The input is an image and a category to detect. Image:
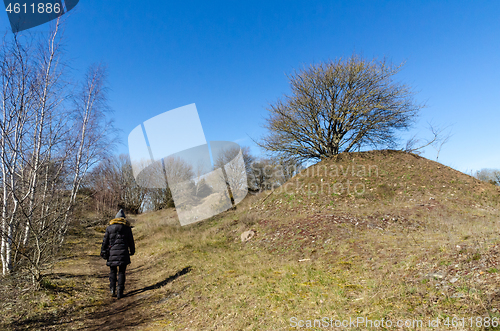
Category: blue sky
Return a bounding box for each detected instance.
[1,1,499,174]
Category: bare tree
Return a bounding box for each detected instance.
[476,168,500,186]
[0,32,35,275]
[0,22,116,285]
[87,154,147,215]
[259,54,423,162]
[213,146,254,187]
[213,145,254,204]
[137,156,194,211]
[403,122,452,160]
[146,186,175,211]
[62,63,116,219]
[248,159,275,192]
[248,157,302,192]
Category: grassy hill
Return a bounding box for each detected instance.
[2,150,500,330]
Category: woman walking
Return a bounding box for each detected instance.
[100,209,135,299]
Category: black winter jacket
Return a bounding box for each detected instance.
[101,218,135,267]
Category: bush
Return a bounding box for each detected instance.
[240,213,258,226]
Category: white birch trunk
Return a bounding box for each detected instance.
[22,23,59,246]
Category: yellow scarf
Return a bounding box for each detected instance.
[109,217,131,227]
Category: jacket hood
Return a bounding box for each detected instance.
[115,209,126,219]
[109,218,132,227]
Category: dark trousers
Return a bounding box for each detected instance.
[109,264,127,291]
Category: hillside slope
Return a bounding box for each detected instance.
[257,149,500,218]
[3,150,500,330]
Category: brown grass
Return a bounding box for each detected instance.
[2,150,500,330]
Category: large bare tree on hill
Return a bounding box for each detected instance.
[259,54,424,162]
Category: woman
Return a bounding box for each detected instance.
[100,209,135,299]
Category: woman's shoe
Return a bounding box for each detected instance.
[110,286,116,297]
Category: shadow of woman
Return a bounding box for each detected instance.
[125,266,192,297]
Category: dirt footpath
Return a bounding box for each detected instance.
[73,229,162,331]
[81,258,147,330]
[2,214,192,331]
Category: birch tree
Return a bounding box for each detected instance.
[0,33,34,275]
[0,21,116,285]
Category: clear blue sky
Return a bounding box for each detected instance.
[1,1,499,174]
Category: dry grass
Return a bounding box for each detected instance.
[133,207,500,330]
[2,150,500,330]
[0,223,108,330]
[134,150,500,330]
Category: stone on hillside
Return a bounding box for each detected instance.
[426,272,445,280]
[241,230,256,242]
[451,293,465,298]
